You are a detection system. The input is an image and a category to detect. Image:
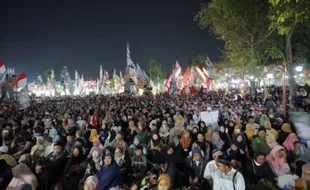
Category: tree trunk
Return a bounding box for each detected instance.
[286,20,297,98]
[250,36,257,99]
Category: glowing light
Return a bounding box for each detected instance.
[299,73,303,77]
[266,73,273,79]
[249,76,254,80]
[296,65,303,72]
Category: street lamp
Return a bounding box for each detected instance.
[249,75,254,80]
[296,65,303,72]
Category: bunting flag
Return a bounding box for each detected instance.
[17,87,30,110]
[99,65,103,83]
[182,67,191,86]
[13,72,27,88]
[37,75,43,84]
[165,61,182,90]
[0,59,6,74]
[126,42,136,71]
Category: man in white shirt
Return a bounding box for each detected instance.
[204,149,223,180]
[212,155,245,190]
[193,111,201,125]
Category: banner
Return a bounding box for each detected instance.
[200,110,219,126]
[289,112,310,141]
[17,87,30,110]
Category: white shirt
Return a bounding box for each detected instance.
[212,168,246,190]
[193,114,201,125]
[44,144,54,157]
[204,160,218,179]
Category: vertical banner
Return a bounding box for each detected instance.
[17,87,30,110]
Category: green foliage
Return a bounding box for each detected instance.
[268,0,309,36]
[195,0,283,75]
[188,55,209,67]
[148,59,167,80]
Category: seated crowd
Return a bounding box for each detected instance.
[0,90,310,190]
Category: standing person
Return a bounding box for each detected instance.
[212,155,246,190]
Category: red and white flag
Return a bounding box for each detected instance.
[13,72,27,88]
[0,59,6,74]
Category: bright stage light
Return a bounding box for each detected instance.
[266,73,273,79]
[296,65,303,72]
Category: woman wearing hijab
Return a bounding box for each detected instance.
[157,173,171,190]
[212,132,224,151]
[129,135,147,158]
[246,152,277,190]
[231,125,247,144]
[84,175,99,190]
[226,142,245,169]
[96,153,121,190]
[283,133,299,152]
[199,121,208,134]
[79,147,103,189]
[265,133,278,149]
[147,130,165,160]
[259,114,269,127]
[264,121,278,140]
[88,138,104,158]
[89,129,100,143]
[278,123,293,144]
[295,164,310,190]
[179,129,192,157]
[114,146,129,180]
[7,163,38,190]
[65,147,86,190]
[266,145,290,177]
[245,123,257,142]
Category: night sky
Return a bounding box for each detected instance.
[0,0,223,81]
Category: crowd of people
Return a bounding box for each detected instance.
[0,86,310,190]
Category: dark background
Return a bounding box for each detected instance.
[0,0,223,81]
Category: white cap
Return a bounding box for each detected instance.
[207,107,212,111]
[0,145,8,153]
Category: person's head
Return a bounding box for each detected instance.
[12,163,30,178]
[183,130,190,138]
[212,149,223,161]
[0,145,9,156]
[189,119,194,126]
[1,130,9,138]
[104,153,113,166]
[35,159,46,174]
[75,138,84,147]
[115,146,123,157]
[219,126,225,133]
[134,135,142,146]
[152,133,159,141]
[236,135,243,143]
[116,131,124,141]
[192,147,202,161]
[200,121,206,128]
[197,132,205,142]
[254,152,266,166]
[257,127,266,138]
[217,155,232,173]
[135,146,143,157]
[84,176,98,190]
[234,125,241,134]
[302,164,310,183]
[53,142,63,155]
[213,132,220,140]
[275,148,285,159]
[166,143,174,155]
[248,116,255,124]
[231,143,238,151]
[68,119,75,127]
[157,174,171,190]
[66,134,74,143]
[73,147,81,157]
[264,121,272,129]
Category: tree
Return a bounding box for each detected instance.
[188,55,209,67]
[147,59,167,90]
[269,0,310,96]
[195,0,282,98]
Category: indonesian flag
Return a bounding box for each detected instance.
[0,59,6,74]
[13,72,27,88]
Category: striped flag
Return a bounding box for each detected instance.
[0,59,6,74]
[13,72,27,88]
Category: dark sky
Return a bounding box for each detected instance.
[0,0,223,81]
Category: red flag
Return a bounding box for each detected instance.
[13,72,27,88]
